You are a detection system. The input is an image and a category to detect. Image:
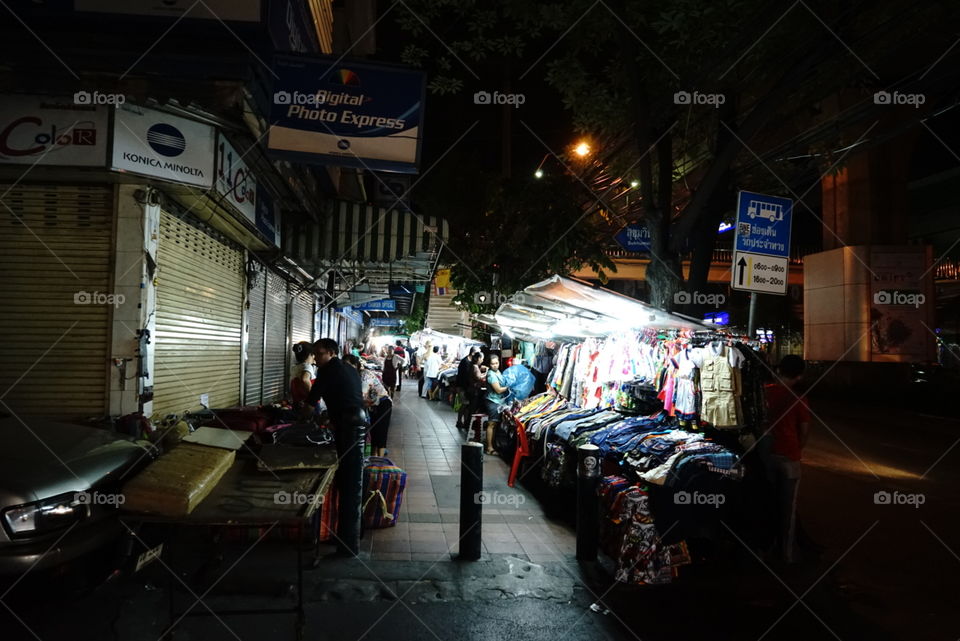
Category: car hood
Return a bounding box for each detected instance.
[0,417,149,505]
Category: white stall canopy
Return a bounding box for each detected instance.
[492,275,710,341]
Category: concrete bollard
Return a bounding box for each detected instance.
[336,410,368,556]
[458,442,484,560]
[576,444,601,561]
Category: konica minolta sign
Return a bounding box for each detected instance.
[266,54,426,173]
[112,105,215,188]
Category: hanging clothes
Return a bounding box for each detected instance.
[692,342,743,428]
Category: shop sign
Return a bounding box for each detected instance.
[112,105,215,188]
[371,318,403,327]
[215,133,256,224]
[268,0,320,53]
[255,185,280,247]
[267,55,426,173]
[354,298,396,312]
[0,95,108,166]
[336,307,364,325]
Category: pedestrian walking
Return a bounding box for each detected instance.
[760,355,811,564]
[423,345,442,400]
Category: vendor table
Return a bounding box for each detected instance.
[125,445,337,641]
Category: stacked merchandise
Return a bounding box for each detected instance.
[508,329,762,585]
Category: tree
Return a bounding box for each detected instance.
[396,0,960,311]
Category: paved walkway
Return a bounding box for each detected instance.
[356,387,577,563]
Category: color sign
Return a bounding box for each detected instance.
[267,55,426,173]
[0,95,108,166]
[112,105,215,188]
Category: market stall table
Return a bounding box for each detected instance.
[123,445,337,641]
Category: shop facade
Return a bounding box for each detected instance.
[0,95,326,421]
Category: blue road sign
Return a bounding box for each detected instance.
[614,224,651,252]
[734,191,793,258]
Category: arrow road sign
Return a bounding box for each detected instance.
[731,251,788,294]
[737,255,747,286]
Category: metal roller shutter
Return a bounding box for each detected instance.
[262,270,288,403]
[153,211,244,416]
[0,184,113,418]
[290,288,315,345]
[244,263,267,405]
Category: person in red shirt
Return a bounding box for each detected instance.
[762,355,810,563]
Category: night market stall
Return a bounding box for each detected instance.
[482,276,770,585]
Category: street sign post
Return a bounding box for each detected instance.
[731,191,792,296]
[613,224,651,252]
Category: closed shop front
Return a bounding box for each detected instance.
[244,262,267,405]
[152,210,244,416]
[261,270,288,403]
[0,184,114,418]
[290,288,315,345]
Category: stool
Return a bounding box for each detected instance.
[507,413,529,488]
[468,414,488,443]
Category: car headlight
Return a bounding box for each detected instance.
[2,493,88,537]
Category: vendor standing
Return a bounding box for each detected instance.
[308,338,366,554]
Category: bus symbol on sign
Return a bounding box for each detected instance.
[746,200,784,222]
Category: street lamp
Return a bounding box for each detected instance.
[574,141,591,157]
[534,168,544,178]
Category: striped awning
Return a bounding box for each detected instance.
[284,200,448,266]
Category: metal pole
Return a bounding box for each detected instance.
[336,410,368,556]
[748,292,758,338]
[458,442,484,560]
[576,444,601,562]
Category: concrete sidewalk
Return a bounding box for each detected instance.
[353,388,577,563]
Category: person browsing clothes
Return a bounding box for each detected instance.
[483,354,510,455]
[344,354,393,457]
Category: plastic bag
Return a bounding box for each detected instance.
[501,364,535,402]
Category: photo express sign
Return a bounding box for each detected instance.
[267,55,426,173]
[0,95,108,166]
[112,105,215,188]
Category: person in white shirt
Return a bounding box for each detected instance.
[422,345,442,400]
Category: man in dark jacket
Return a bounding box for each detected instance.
[309,338,366,555]
[455,346,480,428]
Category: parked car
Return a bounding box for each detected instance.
[0,415,154,576]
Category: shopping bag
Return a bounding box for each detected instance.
[362,457,407,528]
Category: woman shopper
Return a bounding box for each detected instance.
[483,354,510,455]
[344,354,393,457]
[289,341,317,411]
[381,347,398,398]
